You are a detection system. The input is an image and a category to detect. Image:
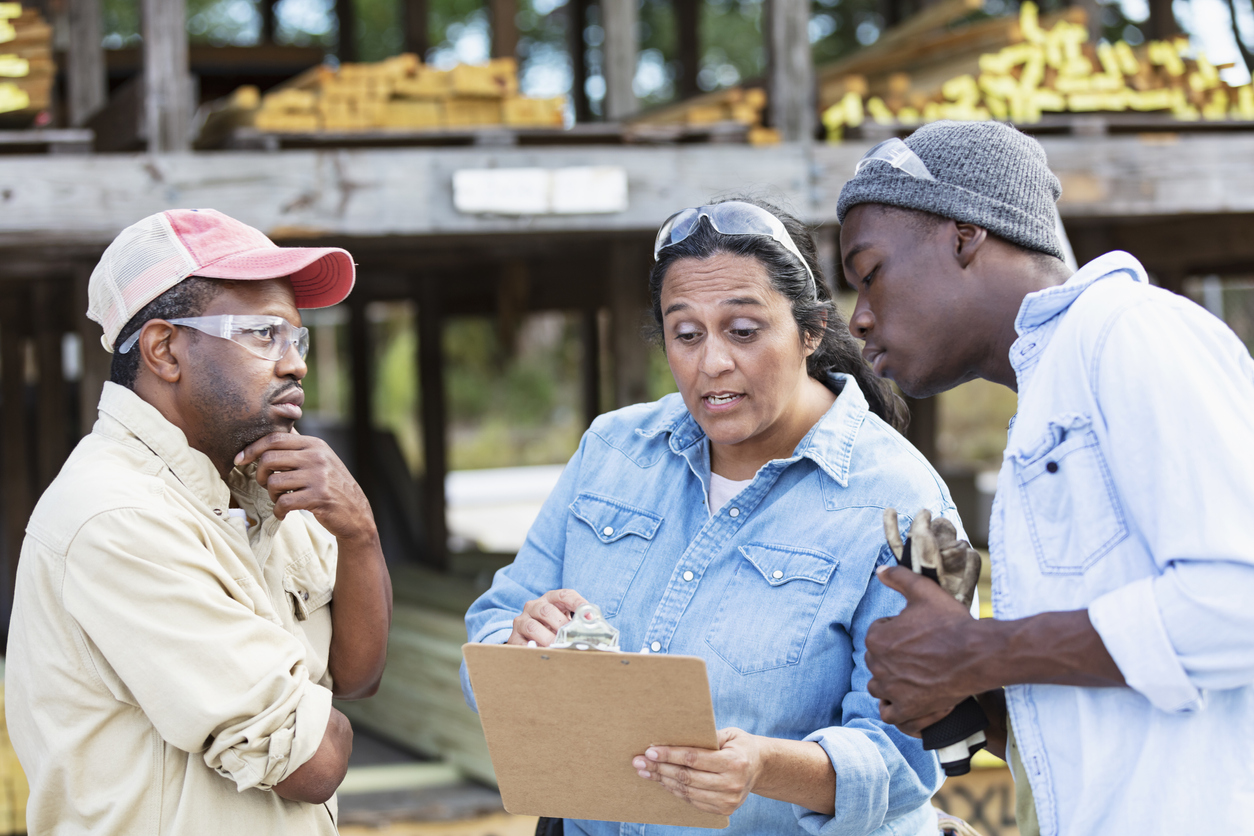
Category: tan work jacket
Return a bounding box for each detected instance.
[6,382,339,835]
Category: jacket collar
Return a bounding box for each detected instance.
[633,373,868,487]
[1010,251,1148,374]
[1016,250,1148,334]
[95,382,232,510]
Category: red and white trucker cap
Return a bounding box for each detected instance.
[87,208,356,352]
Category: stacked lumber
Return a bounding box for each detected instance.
[0,2,53,120]
[243,54,567,134]
[630,85,780,145]
[334,566,496,786]
[822,1,1254,139]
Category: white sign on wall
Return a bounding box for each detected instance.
[452,166,629,215]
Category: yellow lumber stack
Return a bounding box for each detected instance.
[249,54,567,134]
[630,85,780,145]
[0,3,54,120]
[823,2,1254,139]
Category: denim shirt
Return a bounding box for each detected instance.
[462,374,961,836]
[992,252,1254,835]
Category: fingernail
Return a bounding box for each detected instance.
[646,748,659,760]
[234,452,244,465]
[876,566,888,576]
[632,757,646,769]
[637,770,650,779]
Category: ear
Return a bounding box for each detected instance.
[137,321,182,384]
[952,222,989,268]
[804,310,828,357]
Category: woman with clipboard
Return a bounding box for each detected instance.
[462,198,969,836]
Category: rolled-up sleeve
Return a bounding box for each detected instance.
[1088,297,1254,712]
[794,546,942,835]
[63,507,330,792]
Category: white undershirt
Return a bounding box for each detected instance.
[708,472,753,514]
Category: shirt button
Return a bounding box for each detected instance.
[729,508,740,517]
[602,526,615,536]
[682,570,694,581]
[650,641,661,652]
[772,570,783,579]
[1046,461,1059,473]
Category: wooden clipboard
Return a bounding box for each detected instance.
[462,643,730,829]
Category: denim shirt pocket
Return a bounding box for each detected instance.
[1012,412,1128,575]
[565,493,662,617]
[705,544,838,675]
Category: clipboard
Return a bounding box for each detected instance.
[463,642,730,829]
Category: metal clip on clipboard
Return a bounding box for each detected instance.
[550,604,621,652]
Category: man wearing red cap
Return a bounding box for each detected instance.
[5,209,392,834]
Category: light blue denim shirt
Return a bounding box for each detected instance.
[992,251,1254,835]
[462,374,963,836]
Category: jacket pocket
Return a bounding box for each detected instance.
[565,493,662,617]
[705,544,838,675]
[1012,412,1128,575]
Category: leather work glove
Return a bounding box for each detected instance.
[883,508,982,611]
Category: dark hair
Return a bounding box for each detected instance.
[649,197,908,432]
[110,277,225,389]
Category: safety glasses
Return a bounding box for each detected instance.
[653,201,817,292]
[854,137,936,181]
[117,314,310,362]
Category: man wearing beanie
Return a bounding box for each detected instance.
[840,122,1254,835]
[5,209,393,834]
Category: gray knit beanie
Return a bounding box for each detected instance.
[836,121,1064,260]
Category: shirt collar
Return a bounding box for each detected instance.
[95,381,232,510]
[633,373,868,487]
[1016,250,1148,334]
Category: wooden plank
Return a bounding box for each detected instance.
[764,0,814,141]
[67,0,107,127]
[417,277,448,570]
[338,762,462,795]
[0,144,810,242]
[601,0,638,119]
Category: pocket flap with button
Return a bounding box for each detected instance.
[283,553,334,621]
[738,543,838,586]
[570,494,662,543]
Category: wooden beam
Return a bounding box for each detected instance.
[73,265,110,437]
[490,0,519,59]
[417,277,448,570]
[608,240,650,407]
[33,280,68,493]
[348,293,376,505]
[403,0,429,58]
[1144,0,1180,42]
[580,305,601,426]
[601,0,639,119]
[675,0,701,100]
[336,0,357,63]
[568,0,592,122]
[67,0,107,127]
[903,395,938,465]
[261,0,280,43]
[765,0,815,141]
[141,0,192,153]
[0,287,33,635]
